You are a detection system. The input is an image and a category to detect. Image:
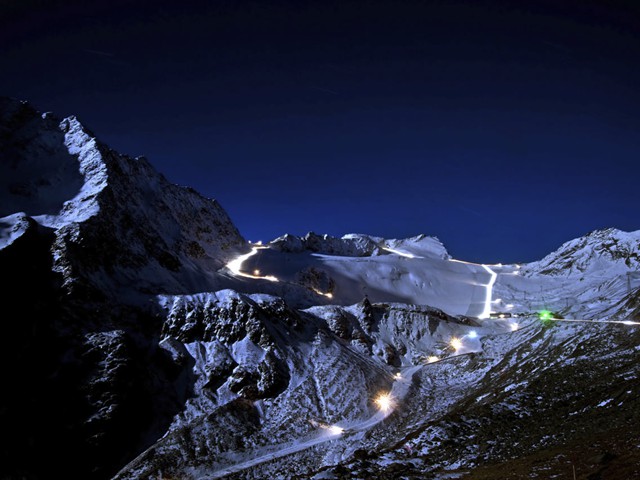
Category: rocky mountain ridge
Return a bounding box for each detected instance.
[1,98,639,479]
[1,97,248,300]
[268,232,449,260]
[525,227,640,277]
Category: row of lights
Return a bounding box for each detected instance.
[238,247,638,433]
[238,242,334,298]
[326,309,639,437]
[366,315,528,420]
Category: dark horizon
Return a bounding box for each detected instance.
[2,0,639,263]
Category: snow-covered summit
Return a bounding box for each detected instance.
[269,232,383,256]
[525,227,640,277]
[0,99,87,223]
[0,97,248,296]
[269,231,448,259]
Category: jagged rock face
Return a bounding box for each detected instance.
[268,232,450,260]
[0,98,249,480]
[612,286,640,321]
[161,291,297,401]
[306,299,474,367]
[1,97,248,298]
[295,266,337,296]
[0,98,85,218]
[270,232,383,256]
[113,293,483,479]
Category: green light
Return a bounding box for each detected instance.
[539,310,556,328]
[539,310,553,321]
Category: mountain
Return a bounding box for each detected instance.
[0,97,248,479]
[0,97,249,298]
[1,98,639,480]
[268,232,449,259]
[525,228,640,276]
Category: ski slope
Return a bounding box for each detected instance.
[223,231,640,321]
[224,240,506,317]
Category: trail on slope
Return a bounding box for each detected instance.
[200,366,423,479]
[224,245,502,316]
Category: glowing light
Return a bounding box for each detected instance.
[506,304,514,308]
[426,356,439,363]
[226,247,279,282]
[510,323,519,331]
[394,372,402,380]
[526,311,640,327]
[478,265,498,319]
[498,314,505,319]
[448,259,467,264]
[539,310,554,321]
[552,318,640,326]
[374,392,394,412]
[253,269,260,276]
[450,337,463,352]
[467,330,478,339]
[382,247,418,258]
[311,288,334,299]
[448,259,498,319]
[328,425,344,435]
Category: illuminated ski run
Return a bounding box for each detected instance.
[479,264,498,319]
[381,246,420,258]
[545,317,640,326]
[226,246,279,282]
[449,259,499,319]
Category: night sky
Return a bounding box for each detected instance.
[2,0,639,263]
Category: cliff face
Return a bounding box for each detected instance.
[0,97,248,479]
[1,97,248,299]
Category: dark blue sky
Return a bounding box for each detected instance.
[2,0,639,263]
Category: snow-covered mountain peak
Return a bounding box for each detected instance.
[1,97,248,297]
[268,231,448,259]
[269,231,382,256]
[383,233,450,259]
[1,97,88,224]
[525,227,640,276]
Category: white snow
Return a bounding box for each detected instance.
[33,117,107,229]
[503,381,528,393]
[198,365,423,479]
[219,226,640,324]
[0,213,31,249]
[231,337,266,366]
[230,243,500,317]
[475,393,491,402]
